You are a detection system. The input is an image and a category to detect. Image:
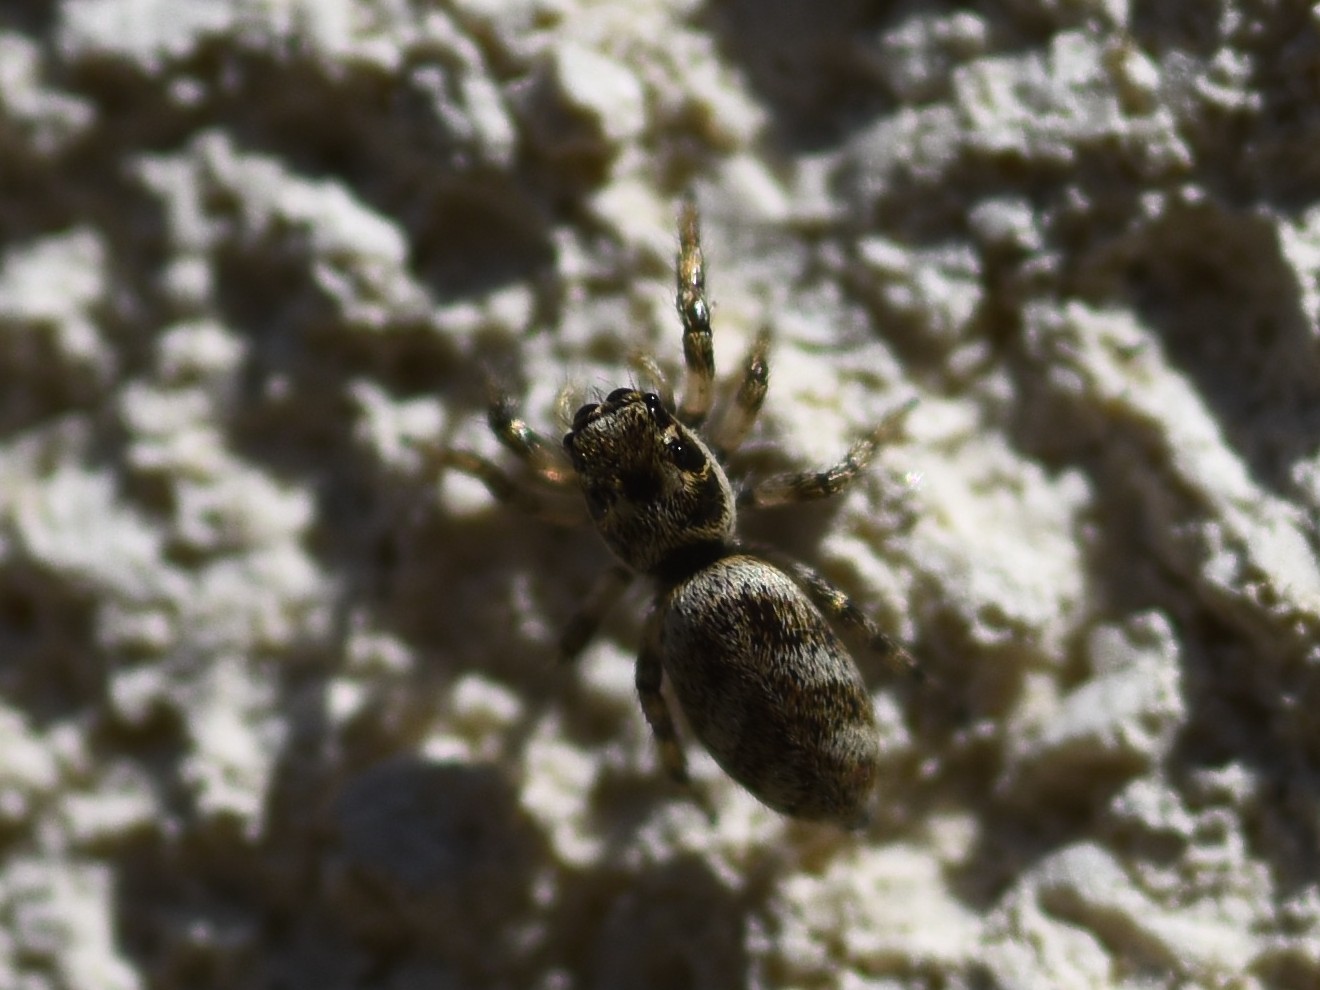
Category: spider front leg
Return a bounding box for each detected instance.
[487,389,574,487]
[738,397,917,509]
[420,387,585,526]
[558,563,633,661]
[426,447,582,526]
[676,198,716,429]
[710,328,770,459]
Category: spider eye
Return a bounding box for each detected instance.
[571,403,598,431]
[642,392,671,427]
[667,436,707,473]
[606,387,634,403]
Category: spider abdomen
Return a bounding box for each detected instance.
[658,554,881,826]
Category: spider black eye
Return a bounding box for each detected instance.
[571,403,598,432]
[642,392,671,427]
[606,387,634,403]
[667,436,707,472]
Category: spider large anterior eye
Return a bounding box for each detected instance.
[571,403,598,431]
[667,436,706,472]
[642,392,671,426]
[606,387,633,403]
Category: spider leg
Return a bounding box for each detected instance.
[738,397,916,509]
[675,197,716,429]
[637,612,716,820]
[629,351,676,412]
[710,327,770,459]
[743,544,919,678]
[424,445,584,526]
[559,564,634,661]
[487,389,575,487]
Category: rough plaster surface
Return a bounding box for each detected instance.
[1,1,1319,988]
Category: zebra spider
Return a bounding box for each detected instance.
[439,200,917,827]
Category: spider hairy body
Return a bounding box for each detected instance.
[660,555,881,823]
[439,199,916,827]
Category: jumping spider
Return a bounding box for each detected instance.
[439,200,917,827]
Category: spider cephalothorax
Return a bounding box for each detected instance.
[564,387,734,576]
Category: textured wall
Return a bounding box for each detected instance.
[1,1,1319,988]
